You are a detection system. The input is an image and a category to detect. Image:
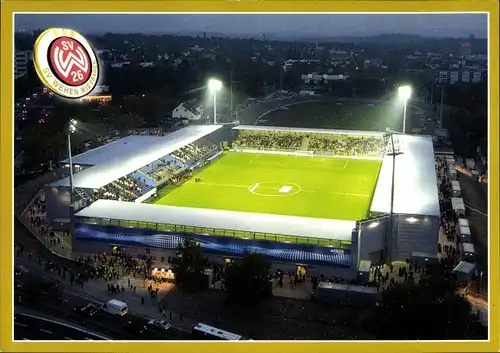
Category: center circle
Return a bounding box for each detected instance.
[248,181,302,197]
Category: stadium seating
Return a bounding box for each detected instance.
[92,137,220,203]
[93,176,146,202]
[233,131,385,157]
[234,131,303,151]
[171,137,219,167]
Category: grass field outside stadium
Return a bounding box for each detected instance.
[258,100,403,132]
[155,152,381,221]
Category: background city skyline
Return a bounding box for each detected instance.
[15,14,488,39]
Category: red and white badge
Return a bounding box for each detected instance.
[33,28,99,99]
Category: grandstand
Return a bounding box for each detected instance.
[40,123,440,280]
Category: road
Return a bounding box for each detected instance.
[14,270,192,340]
[14,312,110,340]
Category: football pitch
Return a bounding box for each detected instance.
[155,152,381,221]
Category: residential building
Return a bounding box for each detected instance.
[80,85,112,103]
[14,50,31,78]
[172,100,204,121]
[301,73,349,84]
[435,70,486,85]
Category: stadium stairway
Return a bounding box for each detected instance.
[300,137,310,151]
[132,170,155,187]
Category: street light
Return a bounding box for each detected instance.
[208,78,222,125]
[398,85,412,134]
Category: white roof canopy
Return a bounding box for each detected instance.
[462,242,475,253]
[453,261,476,275]
[52,125,222,189]
[460,226,472,235]
[75,200,356,242]
[370,135,440,217]
[451,180,461,192]
[451,197,466,211]
[458,218,470,227]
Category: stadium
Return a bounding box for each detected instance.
[35,113,440,280]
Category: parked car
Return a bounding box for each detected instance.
[148,319,172,332]
[73,303,100,317]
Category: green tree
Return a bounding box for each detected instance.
[23,127,65,168]
[174,238,208,290]
[371,275,485,340]
[224,252,272,306]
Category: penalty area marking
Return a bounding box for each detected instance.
[248,181,302,197]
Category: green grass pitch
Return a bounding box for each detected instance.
[154,152,381,221]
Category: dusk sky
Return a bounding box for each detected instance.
[15,14,488,38]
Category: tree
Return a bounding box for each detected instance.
[224,252,272,306]
[370,275,485,340]
[23,126,65,169]
[174,238,208,290]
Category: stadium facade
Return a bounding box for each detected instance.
[41,124,440,280]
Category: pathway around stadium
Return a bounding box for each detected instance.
[15,253,196,333]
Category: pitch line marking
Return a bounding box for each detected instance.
[343,160,350,169]
[250,183,259,193]
[186,181,369,198]
[248,181,302,197]
[248,155,260,164]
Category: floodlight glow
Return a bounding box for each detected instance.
[208,78,222,92]
[406,217,419,223]
[70,119,77,125]
[398,86,412,100]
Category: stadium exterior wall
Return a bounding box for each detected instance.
[356,216,389,265]
[73,238,358,280]
[393,214,440,262]
[45,186,93,227]
[352,214,439,267]
[72,223,358,279]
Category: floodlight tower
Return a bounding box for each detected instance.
[384,128,405,264]
[208,78,222,124]
[398,85,412,134]
[64,118,77,243]
[65,119,78,207]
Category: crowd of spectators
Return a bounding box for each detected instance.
[22,194,67,251]
[309,134,384,156]
[233,131,385,156]
[234,131,304,150]
[436,157,461,271]
[93,176,146,202]
[91,138,219,203]
[171,138,218,166]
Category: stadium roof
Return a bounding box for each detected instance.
[75,200,356,242]
[370,134,440,217]
[52,125,222,189]
[233,125,384,137]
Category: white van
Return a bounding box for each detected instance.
[101,299,128,316]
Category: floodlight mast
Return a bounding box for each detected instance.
[398,85,412,134]
[208,79,222,125]
[385,128,404,265]
[65,118,77,244]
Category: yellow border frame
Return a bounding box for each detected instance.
[1,2,498,352]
